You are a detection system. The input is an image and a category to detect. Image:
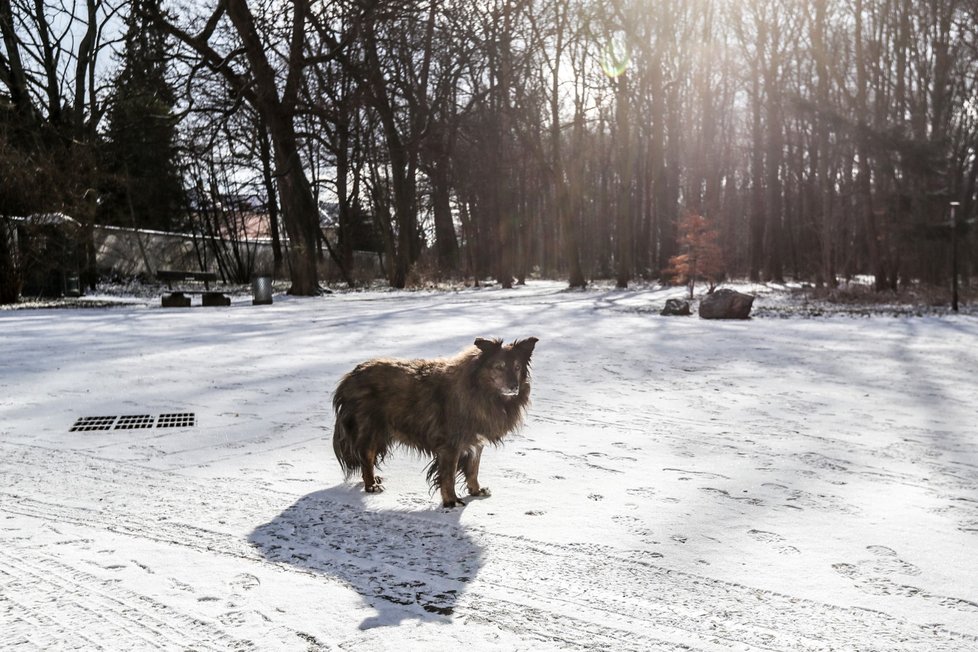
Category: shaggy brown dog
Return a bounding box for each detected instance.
[332,337,537,507]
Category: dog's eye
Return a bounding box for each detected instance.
[493,361,506,371]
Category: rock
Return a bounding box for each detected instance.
[698,289,754,319]
[660,298,691,316]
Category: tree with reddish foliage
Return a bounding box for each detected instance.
[664,213,725,299]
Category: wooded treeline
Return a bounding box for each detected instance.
[2,0,977,296]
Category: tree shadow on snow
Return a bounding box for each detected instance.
[247,486,483,629]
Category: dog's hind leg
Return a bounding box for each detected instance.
[362,445,384,493]
[462,445,491,497]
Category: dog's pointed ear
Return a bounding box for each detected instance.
[474,337,502,355]
[514,337,538,360]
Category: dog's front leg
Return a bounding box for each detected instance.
[436,450,465,508]
[463,445,490,497]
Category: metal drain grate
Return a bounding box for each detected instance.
[115,414,155,430]
[70,416,117,432]
[70,413,197,432]
[156,413,196,428]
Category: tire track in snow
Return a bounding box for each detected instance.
[0,547,251,651]
[2,443,976,651]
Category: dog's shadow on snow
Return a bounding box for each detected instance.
[247,485,484,629]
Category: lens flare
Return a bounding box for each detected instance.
[600,32,630,79]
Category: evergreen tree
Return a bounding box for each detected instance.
[98,0,183,232]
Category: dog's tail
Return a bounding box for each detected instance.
[332,386,361,480]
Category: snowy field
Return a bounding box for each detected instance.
[2,281,977,651]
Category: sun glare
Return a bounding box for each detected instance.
[599,31,630,78]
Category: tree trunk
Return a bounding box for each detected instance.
[749,70,765,283]
[257,122,284,277]
[760,9,784,284]
[763,84,784,283]
[812,0,835,288]
[360,16,417,289]
[615,74,633,289]
[429,154,459,274]
[549,1,585,288]
[225,0,320,295]
[649,53,671,278]
[852,0,886,292]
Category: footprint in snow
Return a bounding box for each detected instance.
[230,572,261,592]
[501,469,540,485]
[397,495,432,508]
[832,545,933,599]
[625,486,657,499]
[747,529,783,543]
[218,610,269,627]
[864,545,921,576]
[748,529,801,555]
[866,544,897,556]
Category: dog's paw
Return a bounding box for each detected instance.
[442,498,466,508]
[468,487,492,497]
[365,482,385,494]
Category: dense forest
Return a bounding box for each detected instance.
[2,0,977,297]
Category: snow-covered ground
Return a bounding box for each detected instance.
[2,281,977,651]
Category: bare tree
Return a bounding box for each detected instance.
[147,0,331,295]
[0,0,123,289]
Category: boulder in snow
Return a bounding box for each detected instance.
[698,289,754,320]
[661,298,691,316]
